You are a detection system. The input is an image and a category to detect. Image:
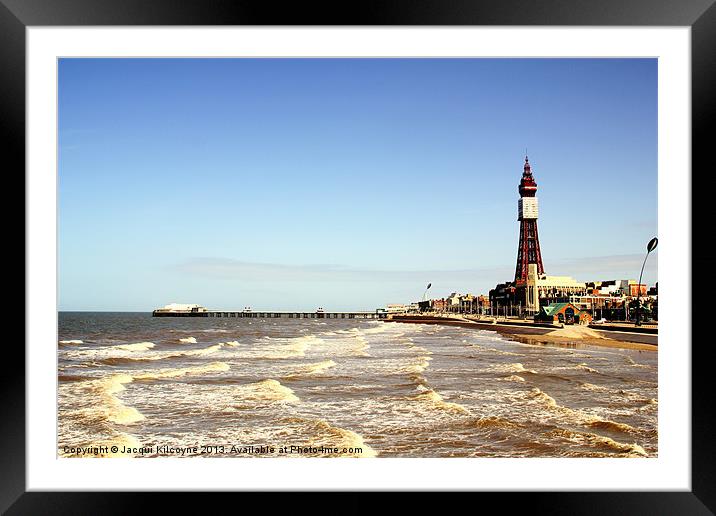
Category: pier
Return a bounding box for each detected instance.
[153,310,387,319]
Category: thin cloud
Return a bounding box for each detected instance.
[173,257,512,284]
[173,253,657,287]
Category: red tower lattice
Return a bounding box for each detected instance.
[514,156,545,284]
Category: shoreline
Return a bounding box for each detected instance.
[386,314,658,351]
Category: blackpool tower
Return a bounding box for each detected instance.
[514,155,545,284]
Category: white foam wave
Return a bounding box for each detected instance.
[415,389,469,414]
[114,342,155,352]
[261,335,319,359]
[581,382,608,392]
[182,343,225,357]
[66,341,229,363]
[99,374,145,424]
[623,355,652,368]
[303,360,337,375]
[490,363,537,375]
[235,379,300,403]
[528,388,640,436]
[471,344,523,356]
[549,428,648,457]
[306,419,378,458]
[362,324,391,334]
[577,363,600,374]
[404,356,432,374]
[60,374,145,428]
[352,336,371,357]
[133,362,230,380]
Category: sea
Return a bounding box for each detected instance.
[58,312,657,458]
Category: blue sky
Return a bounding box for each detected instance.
[58,58,657,311]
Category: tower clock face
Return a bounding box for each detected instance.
[518,197,539,220]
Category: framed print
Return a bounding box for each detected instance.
[4,0,714,513]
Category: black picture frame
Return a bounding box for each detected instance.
[4,0,713,513]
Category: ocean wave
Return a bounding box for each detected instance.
[289,360,337,377]
[414,388,469,414]
[406,344,432,355]
[586,419,639,435]
[335,328,363,335]
[98,374,144,423]
[528,387,559,408]
[576,363,600,374]
[260,335,319,359]
[624,355,652,368]
[58,374,90,382]
[403,356,432,374]
[282,417,377,458]
[580,382,608,392]
[548,428,648,457]
[182,343,225,357]
[527,388,641,436]
[98,356,157,365]
[471,344,523,356]
[60,374,145,428]
[351,336,371,357]
[362,324,391,335]
[469,415,521,429]
[234,379,300,403]
[95,342,228,365]
[133,362,230,380]
[59,339,83,345]
[114,342,155,352]
[179,337,197,344]
[490,363,537,375]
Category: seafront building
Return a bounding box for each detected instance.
[385,304,410,314]
[413,282,656,320]
[535,302,593,325]
[153,303,208,314]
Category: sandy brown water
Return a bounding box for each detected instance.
[58,312,657,458]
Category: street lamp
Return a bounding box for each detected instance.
[421,283,432,313]
[636,237,658,326]
[422,283,431,301]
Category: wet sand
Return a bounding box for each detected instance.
[506,330,657,351]
[388,315,657,352]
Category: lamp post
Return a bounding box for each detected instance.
[636,237,658,326]
[421,283,431,313]
[422,283,431,302]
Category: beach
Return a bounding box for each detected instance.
[385,313,658,351]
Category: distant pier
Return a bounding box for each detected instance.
[153,310,387,319]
